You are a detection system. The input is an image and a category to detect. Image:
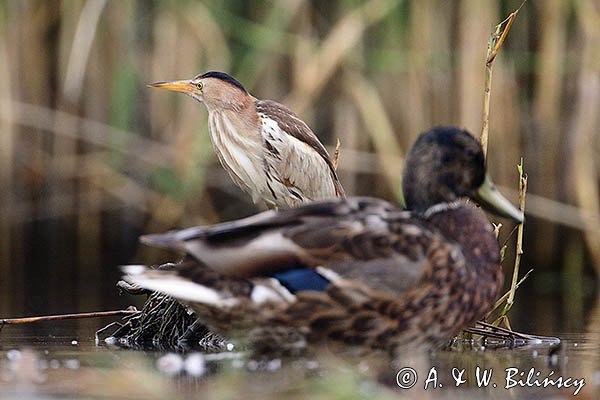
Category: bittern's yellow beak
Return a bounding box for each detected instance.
[147,80,195,93]
[472,174,524,224]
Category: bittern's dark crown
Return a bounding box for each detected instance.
[195,71,247,94]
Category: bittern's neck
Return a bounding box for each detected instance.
[202,91,254,112]
[205,96,259,127]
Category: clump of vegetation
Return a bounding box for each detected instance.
[97,274,225,351]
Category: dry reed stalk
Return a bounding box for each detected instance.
[58,1,97,281]
[532,1,566,168]
[481,0,527,156]
[284,0,398,113]
[63,0,108,102]
[476,2,528,327]
[182,2,231,69]
[504,160,527,313]
[527,1,566,269]
[0,100,175,167]
[151,12,185,130]
[9,2,63,311]
[291,3,318,99]
[485,162,530,323]
[565,1,600,274]
[237,0,304,89]
[489,268,533,317]
[161,30,203,176]
[0,308,139,329]
[0,32,14,313]
[345,73,405,197]
[66,0,107,307]
[404,0,433,136]
[458,0,494,132]
[427,3,454,127]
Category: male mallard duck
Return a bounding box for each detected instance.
[124,126,523,353]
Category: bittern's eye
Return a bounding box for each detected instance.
[194,81,203,90]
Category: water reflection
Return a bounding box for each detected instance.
[0,308,599,399]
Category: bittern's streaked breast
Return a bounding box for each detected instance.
[149,71,344,209]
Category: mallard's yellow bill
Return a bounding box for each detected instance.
[473,174,524,224]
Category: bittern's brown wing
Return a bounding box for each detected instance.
[140,197,440,295]
[255,100,345,204]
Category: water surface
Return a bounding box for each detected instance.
[1,317,598,399]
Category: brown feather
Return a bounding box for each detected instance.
[255,100,345,197]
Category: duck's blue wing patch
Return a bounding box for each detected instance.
[271,268,330,293]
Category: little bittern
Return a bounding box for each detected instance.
[149,71,344,209]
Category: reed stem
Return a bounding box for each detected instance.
[0,308,139,330]
[481,0,528,156]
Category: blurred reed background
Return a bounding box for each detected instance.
[0,0,599,333]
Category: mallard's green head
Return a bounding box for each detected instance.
[402,126,523,223]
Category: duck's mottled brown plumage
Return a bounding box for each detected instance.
[124,127,522,354]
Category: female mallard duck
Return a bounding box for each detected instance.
[124,126,523,353]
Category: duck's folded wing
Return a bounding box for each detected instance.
[139,197,430,292]
[141,197,394,246]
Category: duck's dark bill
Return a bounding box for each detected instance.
[472,174,524,224]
